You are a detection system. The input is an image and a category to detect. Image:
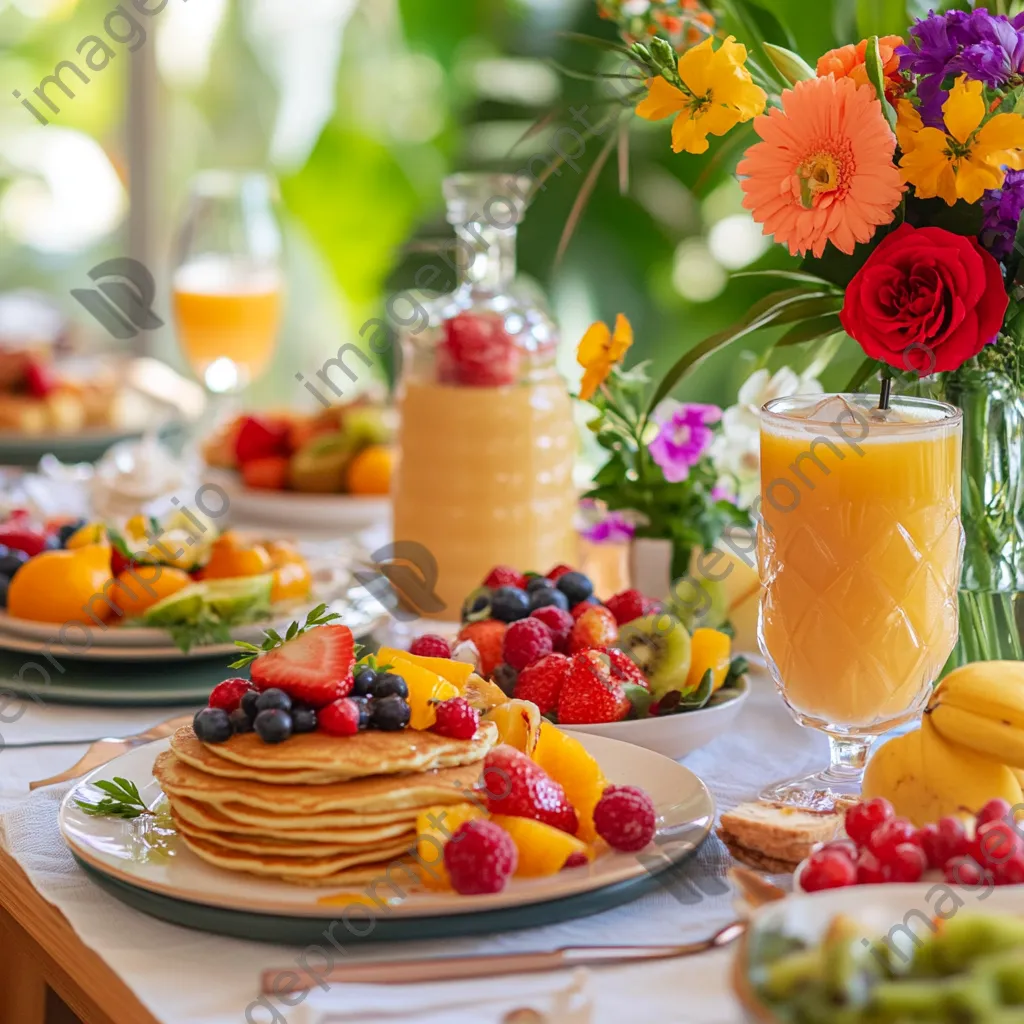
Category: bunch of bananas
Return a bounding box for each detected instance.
[863,662,1024,826]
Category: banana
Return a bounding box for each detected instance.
[928,703,1024,770]
[862,718,1023,827]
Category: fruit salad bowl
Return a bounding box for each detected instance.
[557,674,750,761]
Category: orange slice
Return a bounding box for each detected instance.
[685,628,732,693]
[490,814,592,877]
[415,803,486,890]
[532,721,607,842]
[482,700,542,756]
[388,660,459,730]
[377,646,475,690]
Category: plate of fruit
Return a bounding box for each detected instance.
[734,889,1024,1024]
[202,401,394,531]
[0,510,386,659]
[414,564,751,760]
[58,616,715,943]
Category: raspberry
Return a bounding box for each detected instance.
[483,565,527,590]
[502,617,553,671]
[431,697,480,740]
[562,852,590,870]
[546,564,575,582]
[569,606,618,653]
[604,589,648,626]
[444,819,518,895]
[530,606,573,652]
[605,647,648,690]
[318,698,361,736]
[593,785,656,852]
[409,633,451,658]
[441,313,519,387]
[208,678,255,713]
[457,619,507,677]
[514,653,571,714]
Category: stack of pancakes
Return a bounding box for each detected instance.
[154,722,498,886]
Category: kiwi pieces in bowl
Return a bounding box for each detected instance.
[616,613,692,700]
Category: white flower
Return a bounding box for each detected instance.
[709,367,823,509]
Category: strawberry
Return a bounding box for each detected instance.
[546,564,575,582]
[482,744,578,835]
[557,650,631,725]
[604,589,650,626]
[514,653,571,714]
[241,455,290,490]
[24,359,56,398]
[483,565,527,590]
[249,624,355,708]
[605,647,648,690]
[234,415,290,464]
[570,600,599,621]
[457,619,507,677]
[569,605,618,653]
[440,313,519,387]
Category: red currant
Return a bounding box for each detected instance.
[976,798,1014,829]
[817,839,858,860]
[915,824,940,868]
[856,849,889,884]
[868,817,917,864]
[801,850,857,892]
[888,843,927,883]
[844,798,894,847]
[995,852,1024,886]
[944,855,988,887]
[974,820,1023,869]
[924,816,969,869]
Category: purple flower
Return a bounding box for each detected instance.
[648,403,721,484]
[579,510,636,544]
[981,168,1024,262]
[899,8,1024,127]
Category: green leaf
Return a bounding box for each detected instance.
[624,683,655,719]
[857,0,908,38]
[679,669,715,709]
[717,0,795,89]
[762,42,816,86]
[774,313,843,347]
[731,269,838,288]
[846,355,881,392]
[863,36,898,131]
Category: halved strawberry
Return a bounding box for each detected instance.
[250,624,355,707]
[482,744,578,835]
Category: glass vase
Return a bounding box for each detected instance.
[941,370,1024,665]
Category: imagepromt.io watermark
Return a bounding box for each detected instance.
[71,258,164,341]
[13,0,184,126]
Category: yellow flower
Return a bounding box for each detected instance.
[895,98,923,155]
[899,76,1024,205]
[577,314,633,401]
[635,36,767,155]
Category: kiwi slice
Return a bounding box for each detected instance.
[667,576,728,631]
[616,613,692,699]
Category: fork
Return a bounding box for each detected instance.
[27,713,193,790]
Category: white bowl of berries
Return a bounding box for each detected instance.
[398,563,753,763]
[795,796,1024,893]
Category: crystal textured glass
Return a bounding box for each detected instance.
[757,394,964,808]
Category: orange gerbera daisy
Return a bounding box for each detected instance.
[817,35,904,96]
[737,75,904,258]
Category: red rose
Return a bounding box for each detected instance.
[840,223,1007,375]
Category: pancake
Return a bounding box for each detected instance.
[179,832,425,886]
[192,721,497,778]
[171,811,414,861]
[170,796,415,845]
[155,747,484,814]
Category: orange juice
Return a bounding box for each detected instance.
[172,258,281,389]
[758,395,962,731]
[392,380,578,618]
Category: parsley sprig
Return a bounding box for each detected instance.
[75,777,152,820]
[229,603,341,669]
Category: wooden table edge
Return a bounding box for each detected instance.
[0,845,159,1024]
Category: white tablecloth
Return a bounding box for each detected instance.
[0,676,825,1024]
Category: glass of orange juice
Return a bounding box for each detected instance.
[171,171,283,395]
[758,393,963,808]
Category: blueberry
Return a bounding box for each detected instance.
[193,707,232,743]
[526,576,554,593]
[529,587,569,612]
[555,571,594,605]
[492,663,518,697]
[240,689,261,720]
[229,708,253,734]
[56,520,86,547]
[292,707,318,733]
[372,695,410,731]
[254,708,293,743]
[461,587,492,623]
[351,695,373,729]
[255,688,292,713]
[490,586,530,623]
[352,667,377,697]
[372,673,409,700]
[0,548,28,579]
[43,533,61,550]
[0,577,7,609]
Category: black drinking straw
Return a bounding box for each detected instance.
[878,373,892,412]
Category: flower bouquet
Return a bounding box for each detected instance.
[577,1,1024,667]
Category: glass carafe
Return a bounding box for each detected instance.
[391,173,578,620]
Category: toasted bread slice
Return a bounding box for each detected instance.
[718,831,800,874]
[719,800,842,868]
